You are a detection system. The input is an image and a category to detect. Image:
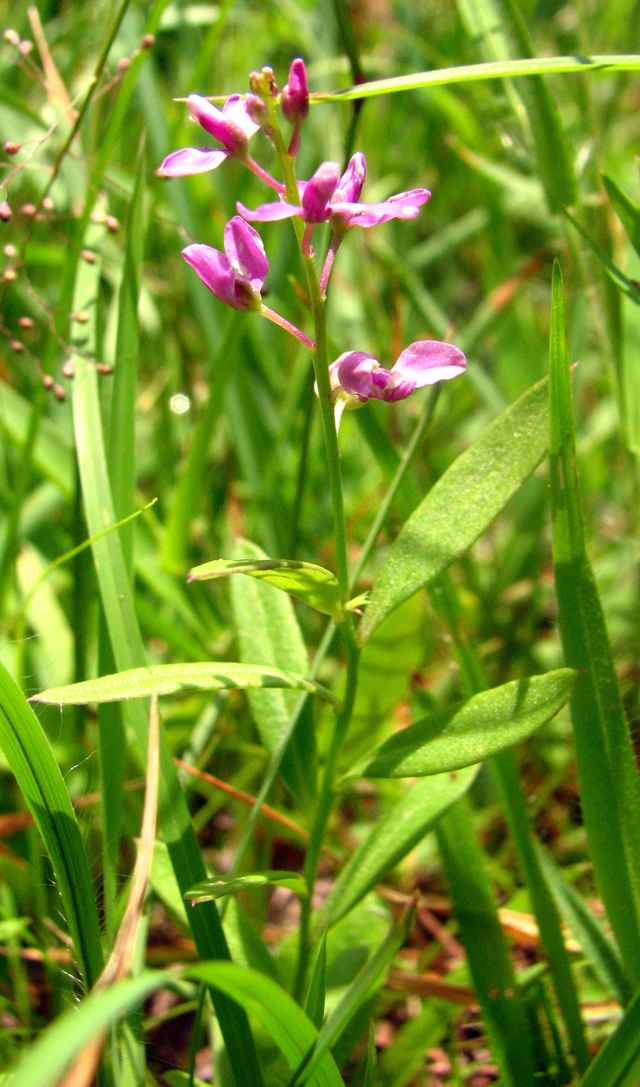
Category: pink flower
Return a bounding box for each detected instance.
[237,153,430,231]
[159,95,259,177]
[182,216,268,310]
[329,341,467,405]
[281,58,309,124]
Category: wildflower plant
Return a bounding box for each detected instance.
[5,8,640,1086]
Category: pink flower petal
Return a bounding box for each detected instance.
[222,94,260,139]
[332,351,376,399]
[393,340,467,387]
[333,152,366,204]
[237,199,301,222]
[182,243,237,308]
[224,216,268,290]
[159,147,229,176]
[302,161,340,222]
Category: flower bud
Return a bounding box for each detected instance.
[281,58,309,124]
[42,372,54,389]
[3,268,16,282]
[42,196,54,212]
[18,316,34,329]
[249,67,278,101]
[0,200,12,221]
[106,214,120,233]
[9,339,24,353]
[4,29,20,46]
[3,244,16,257]
[18,40,33,56]
[245,93,271,132]
[4,141,19,155]
[20,203,36,217]
[61,359,74,377]
[141,33,155,49]
[118,56,131,72]
[53,383,66,402]
[81,249,96,263]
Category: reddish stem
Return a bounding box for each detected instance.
[260,304,314,348]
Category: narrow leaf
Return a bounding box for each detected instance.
[295,908,414,1087]
[535,842,632,1007]
[346,670,576,779]
[31,662,339,707]
[230,539,318,807]
[550,261,640,987]
[305,934,327,1031]
[565,210,640,304]
[185,871,308,904]
[360,377,549,642]
[602,173,640,259]
[0,664,103,992]
[323,768,478,926]
[578,985,640,1087]
[189,557,342,619]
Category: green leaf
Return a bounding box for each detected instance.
[305,934,327,1031]
[185,871,308,904]
[345,670,577,779]
[294,908,414,1087]
[549,261,640,988]
[602,173,640,259]
[230,540,318,807]
[578,984,640,1087]
[0,663,103,992]
[323,767,478,926]
[535,841,632,1007]
[312,55,640,103]
[31,662,339,707]
[5,970,174,1087]
[190,557,342,620]
[565,210,640,304]
[360,376,549,642]
[188,963,344,1087]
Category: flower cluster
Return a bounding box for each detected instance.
[159,59,466,417]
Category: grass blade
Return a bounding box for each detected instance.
[305,934,327,1031]
[549,260,640,986]
[189,557,342,619]
[578,985,640,1087]
[311,55,640,103]
[70,224,265,1087]
[0,664,103,992]
[437,799,536,1087]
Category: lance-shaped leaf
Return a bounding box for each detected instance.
[31,663,340,708]
[344,670,576,780]
[185,871,308,904]
[323,767,478,926]
[189,557,342,619]
[602,173,640,259]
[359,376,549,642]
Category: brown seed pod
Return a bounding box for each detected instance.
[105,215,120,234]
[95,362,113,375]
[0,201,12,221]
[80,249,96,263]
[4,142,20,155]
